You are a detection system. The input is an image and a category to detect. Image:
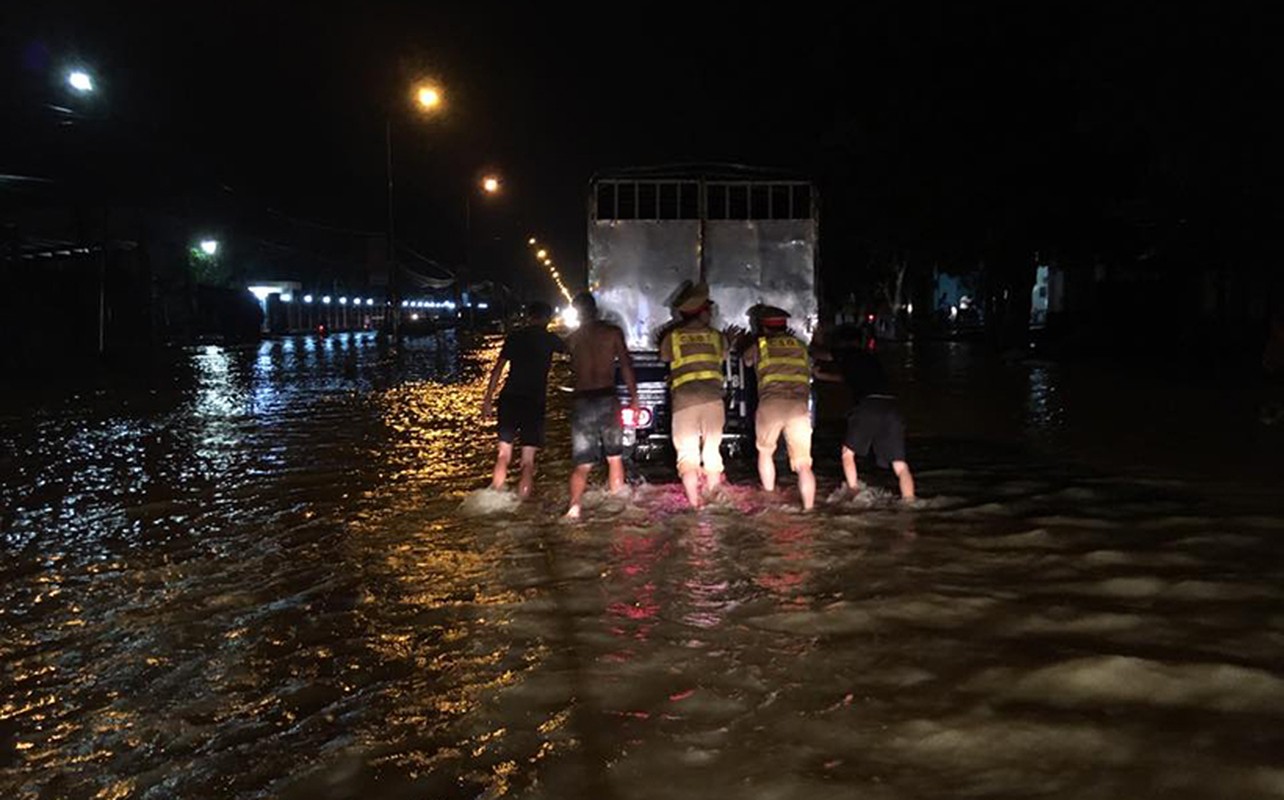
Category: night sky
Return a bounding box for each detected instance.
[4,3,1277,296]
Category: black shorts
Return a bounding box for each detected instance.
[844,396,906,468]
[497,393,546,448]
[571,392,624,465]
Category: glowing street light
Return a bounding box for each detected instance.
[481,175,501,194]
[528,237,537,246]
[415,83,443,111]
[303,294,314,303]
[67,70,94,93]
[536,249,547,260]
[199,239,219,256]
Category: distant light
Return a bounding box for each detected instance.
[199,239,219,256]
[416,84,442,110]
[365,298,374,306]
[477,302,489,310]
[339,297,348,305]
[906,302,914,315]
[543,258,552,266]
[562,305,580,330]
[481,175,500,194]
[67,70,94,93]
[410,313,420,321]
[280,293,293,303]
[322,296,332,304]
[536,249,548,260]
[528,237,536,245]
[401,299,409,307]
[247,285,276,301]
[303,294,314,303]
[949,305,958,320]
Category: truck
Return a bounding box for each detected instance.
[585,164,820,462]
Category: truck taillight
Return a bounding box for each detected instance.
[621,407,653,428]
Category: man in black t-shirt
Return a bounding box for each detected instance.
[482,302,567,498]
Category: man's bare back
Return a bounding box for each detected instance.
[567,320,631,392]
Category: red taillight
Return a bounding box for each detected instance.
[621,407,654,428]
[866,337,877,352]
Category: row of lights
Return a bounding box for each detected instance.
[526,237,573,304]
[296,295,377,306]
[400,299,490,310]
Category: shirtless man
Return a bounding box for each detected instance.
[564,292,639,520]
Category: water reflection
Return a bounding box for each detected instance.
[1024,363,1066,435]
[1,335,1281,799]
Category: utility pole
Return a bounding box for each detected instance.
[386,117,400,342]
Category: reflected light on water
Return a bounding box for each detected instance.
[379,340,499,492]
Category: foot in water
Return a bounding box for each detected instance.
[562,504,582,522]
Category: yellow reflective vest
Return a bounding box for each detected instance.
[757,335,810,399]
[669,329,725,392]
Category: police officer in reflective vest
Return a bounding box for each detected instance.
[659,282,728,509]
[741,305,816,511]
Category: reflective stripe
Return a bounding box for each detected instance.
[673,369,724,388]
[761,372,810,385]
[671,329,725,391]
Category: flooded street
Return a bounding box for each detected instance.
[3,332,1283,799]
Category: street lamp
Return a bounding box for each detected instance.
[67,70,94,93]
[463,170,504,329]
[199,239,219,256]
[536,249,547,260]
[415,83,443,111]
[528,237,537,246]
[387,81,445,342]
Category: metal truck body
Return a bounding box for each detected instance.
[586,165,819,459]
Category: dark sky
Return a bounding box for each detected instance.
[4,3,1278,294]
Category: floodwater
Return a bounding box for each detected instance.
[2,331,1283,799]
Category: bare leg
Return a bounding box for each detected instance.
[606,456,626,494]
[893,460,916,501]
[680,469,702,509]
[491,441,514,491]
[566,464,592,519]
[518,446,538,499]
[841,446,858,491]
[702,426,724,492]
[758,448,777,492]
[797,464,816,511]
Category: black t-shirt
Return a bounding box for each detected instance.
[835,349,889,401]
[499,327,567,402]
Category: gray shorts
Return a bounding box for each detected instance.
[571,393,624,465]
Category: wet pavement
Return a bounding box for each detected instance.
[2,332,1283,799]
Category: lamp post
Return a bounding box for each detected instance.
[463,173,502,329]
[387,81,443,342]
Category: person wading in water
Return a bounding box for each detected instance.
[564,292,639,520]
[739,305,817,511]
[481,301,566,499]
[659,281,729,510]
